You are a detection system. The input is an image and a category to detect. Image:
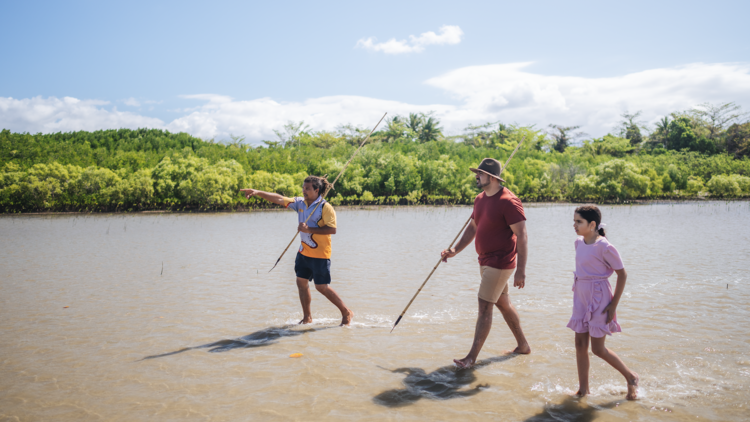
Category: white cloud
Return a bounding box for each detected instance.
[167,96,451,140]
[0,96,164,134]
[2,62,749,143]
[122,98,162,107]
[123,97,141,107]
[425,62,750,136]
[356,25,463,54]
[180,94,234,103]
[168,62,750,141]
[411,25,463,46]
[356,38,415,54]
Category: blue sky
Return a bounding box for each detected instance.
[2,0,749,142]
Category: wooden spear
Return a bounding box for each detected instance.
[267,112,388,272]
[390,136,526,332]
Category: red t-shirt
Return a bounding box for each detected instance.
[470,187,526,269]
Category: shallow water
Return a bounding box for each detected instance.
[1,202,749,421]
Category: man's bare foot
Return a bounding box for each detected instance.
[453,357,475,369]
[626,372,639,400]
[299,317,313,324]
[340,309,353,326]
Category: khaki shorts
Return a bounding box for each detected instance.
[478,266,513,303]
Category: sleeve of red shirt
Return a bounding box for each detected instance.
[470,194,479,220]
[504,196,526,226]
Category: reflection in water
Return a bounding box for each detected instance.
[373,355,517,407]
[141,325,333,360]
[523,397,621,422]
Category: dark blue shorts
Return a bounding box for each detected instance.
[294,252,332,285]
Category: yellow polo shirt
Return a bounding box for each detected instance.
[283,196,337,259]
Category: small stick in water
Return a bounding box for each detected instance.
[161,261,163,276]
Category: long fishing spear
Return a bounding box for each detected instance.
[268,112,388,272]
[390,136,526,332]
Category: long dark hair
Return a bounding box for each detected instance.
[575,205,606,237]
[304,175,331,196]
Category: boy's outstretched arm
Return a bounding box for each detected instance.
[240,189,286,206]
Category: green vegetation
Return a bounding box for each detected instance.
[1,103,750,212]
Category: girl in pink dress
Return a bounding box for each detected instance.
[569,205,639,400]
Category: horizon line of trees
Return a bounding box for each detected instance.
[542,102,749,156]
[1,101,749,212]
[268,101,750,158]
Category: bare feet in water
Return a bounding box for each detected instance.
[626,372,639,400]
[298,316,313,325]
[507,343,531,355]
[572,389,590,398]
[453,357,475,369]
[340,309,353,326]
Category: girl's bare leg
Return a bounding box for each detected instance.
[590,336,639,400]
[574,332,591,397]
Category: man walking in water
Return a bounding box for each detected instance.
[241,176,353,326]
[441,158,531,368]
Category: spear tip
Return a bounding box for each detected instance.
[268,259,281,273]
[390,315,403,333]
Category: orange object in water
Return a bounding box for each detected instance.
[63,306,69,308]
[289,353,303,358]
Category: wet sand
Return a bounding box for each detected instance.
[1,202,749,421]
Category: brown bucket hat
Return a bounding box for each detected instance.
[470,158,506,183]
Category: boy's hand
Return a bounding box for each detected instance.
[240,188,259,199]
[298,223,310,233]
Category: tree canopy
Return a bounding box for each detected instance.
[1,103,749,212]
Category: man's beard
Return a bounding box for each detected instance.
[476,179,490,189]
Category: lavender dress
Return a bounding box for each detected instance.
[567,236,624,338]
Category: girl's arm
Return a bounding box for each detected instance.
[602,268,627,324]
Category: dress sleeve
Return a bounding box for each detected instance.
[504,196,526,226]
[602,243,624,270]
[321,203,337,228]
